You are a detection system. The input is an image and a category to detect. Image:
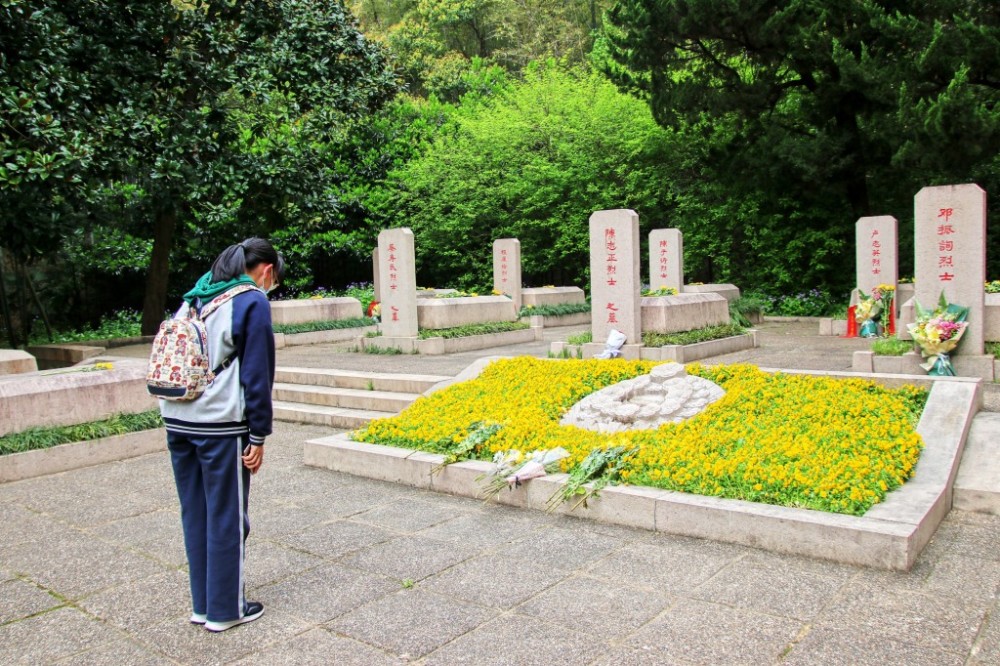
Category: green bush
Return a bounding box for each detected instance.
[417,321,529,339]
[273,317,374,335]
[29,309,144,345]
[642,324,747,347]
[519,303,591,317]
[872,337,914,356]
[0,410,163,456]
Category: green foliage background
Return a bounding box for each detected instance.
[2,0,999,345]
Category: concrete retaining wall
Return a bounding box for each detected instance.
[270,297,363,325]
[0,359,156,437]
[0,350,37,375]
[681,283,741,302]
[521,287,586,308]
[417,296,517,330]
[853,351,996,381]
[274,325,377,349]
[523,312,591,328]
[27,344,105,370]
[638,332,758,362]
[641,293,730,335]
[0,428,165,483]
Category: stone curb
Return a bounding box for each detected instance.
[364,328,542,356]
[274,325,377,349]
[303,371,980,570]
[0,428,166,484]
[550,332,758,362]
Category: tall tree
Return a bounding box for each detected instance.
[602,1,1000,289]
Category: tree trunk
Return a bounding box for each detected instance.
[141,206,177,335]
[0,248,18,348]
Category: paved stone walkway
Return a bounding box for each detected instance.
[3,320,1000,664]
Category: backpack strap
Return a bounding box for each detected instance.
[198,283,261,377]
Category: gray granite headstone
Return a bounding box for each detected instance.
[377,228,418,338]
[493,238,522,311]
[856,216,898,301]
[649,228,683,292]
[590,209,641,344]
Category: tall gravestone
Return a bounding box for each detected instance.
[372,248,381,302]
[493,238,522,311]
[648,228,683,292]
[377,228,418,338]
[856,216,898,300]
[914,184,987,355]
[589,209,641,344]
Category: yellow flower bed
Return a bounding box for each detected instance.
[354,358,926,515]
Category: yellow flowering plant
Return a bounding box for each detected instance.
[354,358,926,516]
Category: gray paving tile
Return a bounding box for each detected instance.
[587,537,740,595]
[690,552,854,620]
[130,608,310,664]
[0,577,64,624]
[0,607,121,665]
[87,509,180,547]
[587,646,702,666]
[245,539,326,587]
[923,520,1000,562]
[815,578,989,654]
[855,552,1000,604]
[328,588,496,659]
[416,510,547,549]
[969,601,1000,665]
[309,480,412,519]
[251,466,354,505]
[245,498,332,539]
[255,562,398,624]
[23,486,174,528]
[2,529,169,600]
[77,569,193,632]
[626,598,802,665]
[51,638,174,665]
[783,624,966,666]
[423,612,603,666]
[351,498,468,532]
[423,552,570,609]
[494,526,626,571]
[232,627,407,665]
[277,518,396,560]
[131,532,188,569]
[339,534,476,581]
[516,575,672,638]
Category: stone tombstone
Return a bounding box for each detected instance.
[914,184,987,355]
[372,248,381,302]
[856,216,898,301]
[377,228,418,338]
[589,209,641,344]
[649,228,683,292]
[493,238,522,311]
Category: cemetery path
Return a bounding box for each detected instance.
[2,420,999,665]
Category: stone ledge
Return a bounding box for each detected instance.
[274,325,377,349]
[521,312,591,328]
[363,328,541,356]
[853,350,996,381]
[521,287,586,308]
[554,333,757,363]
[0,350,37,375]
[303,370,979,570]
[0,428,165,484]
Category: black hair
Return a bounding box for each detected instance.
[210,237,286,285]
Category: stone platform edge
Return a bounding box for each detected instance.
[304,373,979,571]
[362,327,542,355]
[552,331,758,362]
[0,428,166,484]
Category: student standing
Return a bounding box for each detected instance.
[159,238,284,632]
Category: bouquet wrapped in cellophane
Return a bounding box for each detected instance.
[907,292,969,376]
[855,285,895,337]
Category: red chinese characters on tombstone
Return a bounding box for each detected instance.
[936,208,956,281]
[659,239,668,280]
[605,228,617,286]
[390,306,399,322]
[606,302,619,324]
[386,242,400,292]
[500,248,508,286]
[870,229,881,276]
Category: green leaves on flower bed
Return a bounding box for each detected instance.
[642,324,747,347]
[566,331,593,346]
[872,337,915,356]
[987,341,1000,360]
[0,410,163,456]
[417,321,530,339]
[273,317,375,335]
[518,303,591,317]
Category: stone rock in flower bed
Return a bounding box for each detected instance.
[560,363,724,432]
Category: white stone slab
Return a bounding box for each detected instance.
[0,350,37,375]
[493,238,522,311]
[856,215,898,297]
[378,228,418,337]
[649,228,683,292]
[0,428,165,483]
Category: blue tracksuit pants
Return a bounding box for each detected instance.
[168,433,251,623]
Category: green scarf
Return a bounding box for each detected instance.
[183,272,258,305]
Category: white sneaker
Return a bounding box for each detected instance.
[190,612,207,625]
[204,602,264,632]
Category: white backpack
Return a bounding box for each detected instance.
[146,285,257,400]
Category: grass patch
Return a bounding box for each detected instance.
[417,321,529,339]
[566,331,593,346]
[363,345,403,355]
[518,302,591,317]
[872,337,914,356]
[0,410,163,456]
[987,341,1000,360]
[356,358,927,516]
[273,317,374,335]
[642,324,747,347]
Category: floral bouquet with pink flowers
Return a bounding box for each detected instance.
[907,292,969,376]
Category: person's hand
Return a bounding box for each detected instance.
[242,444,264,474]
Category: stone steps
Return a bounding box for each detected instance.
[272,367,451,429]
[953,412,1000,514]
